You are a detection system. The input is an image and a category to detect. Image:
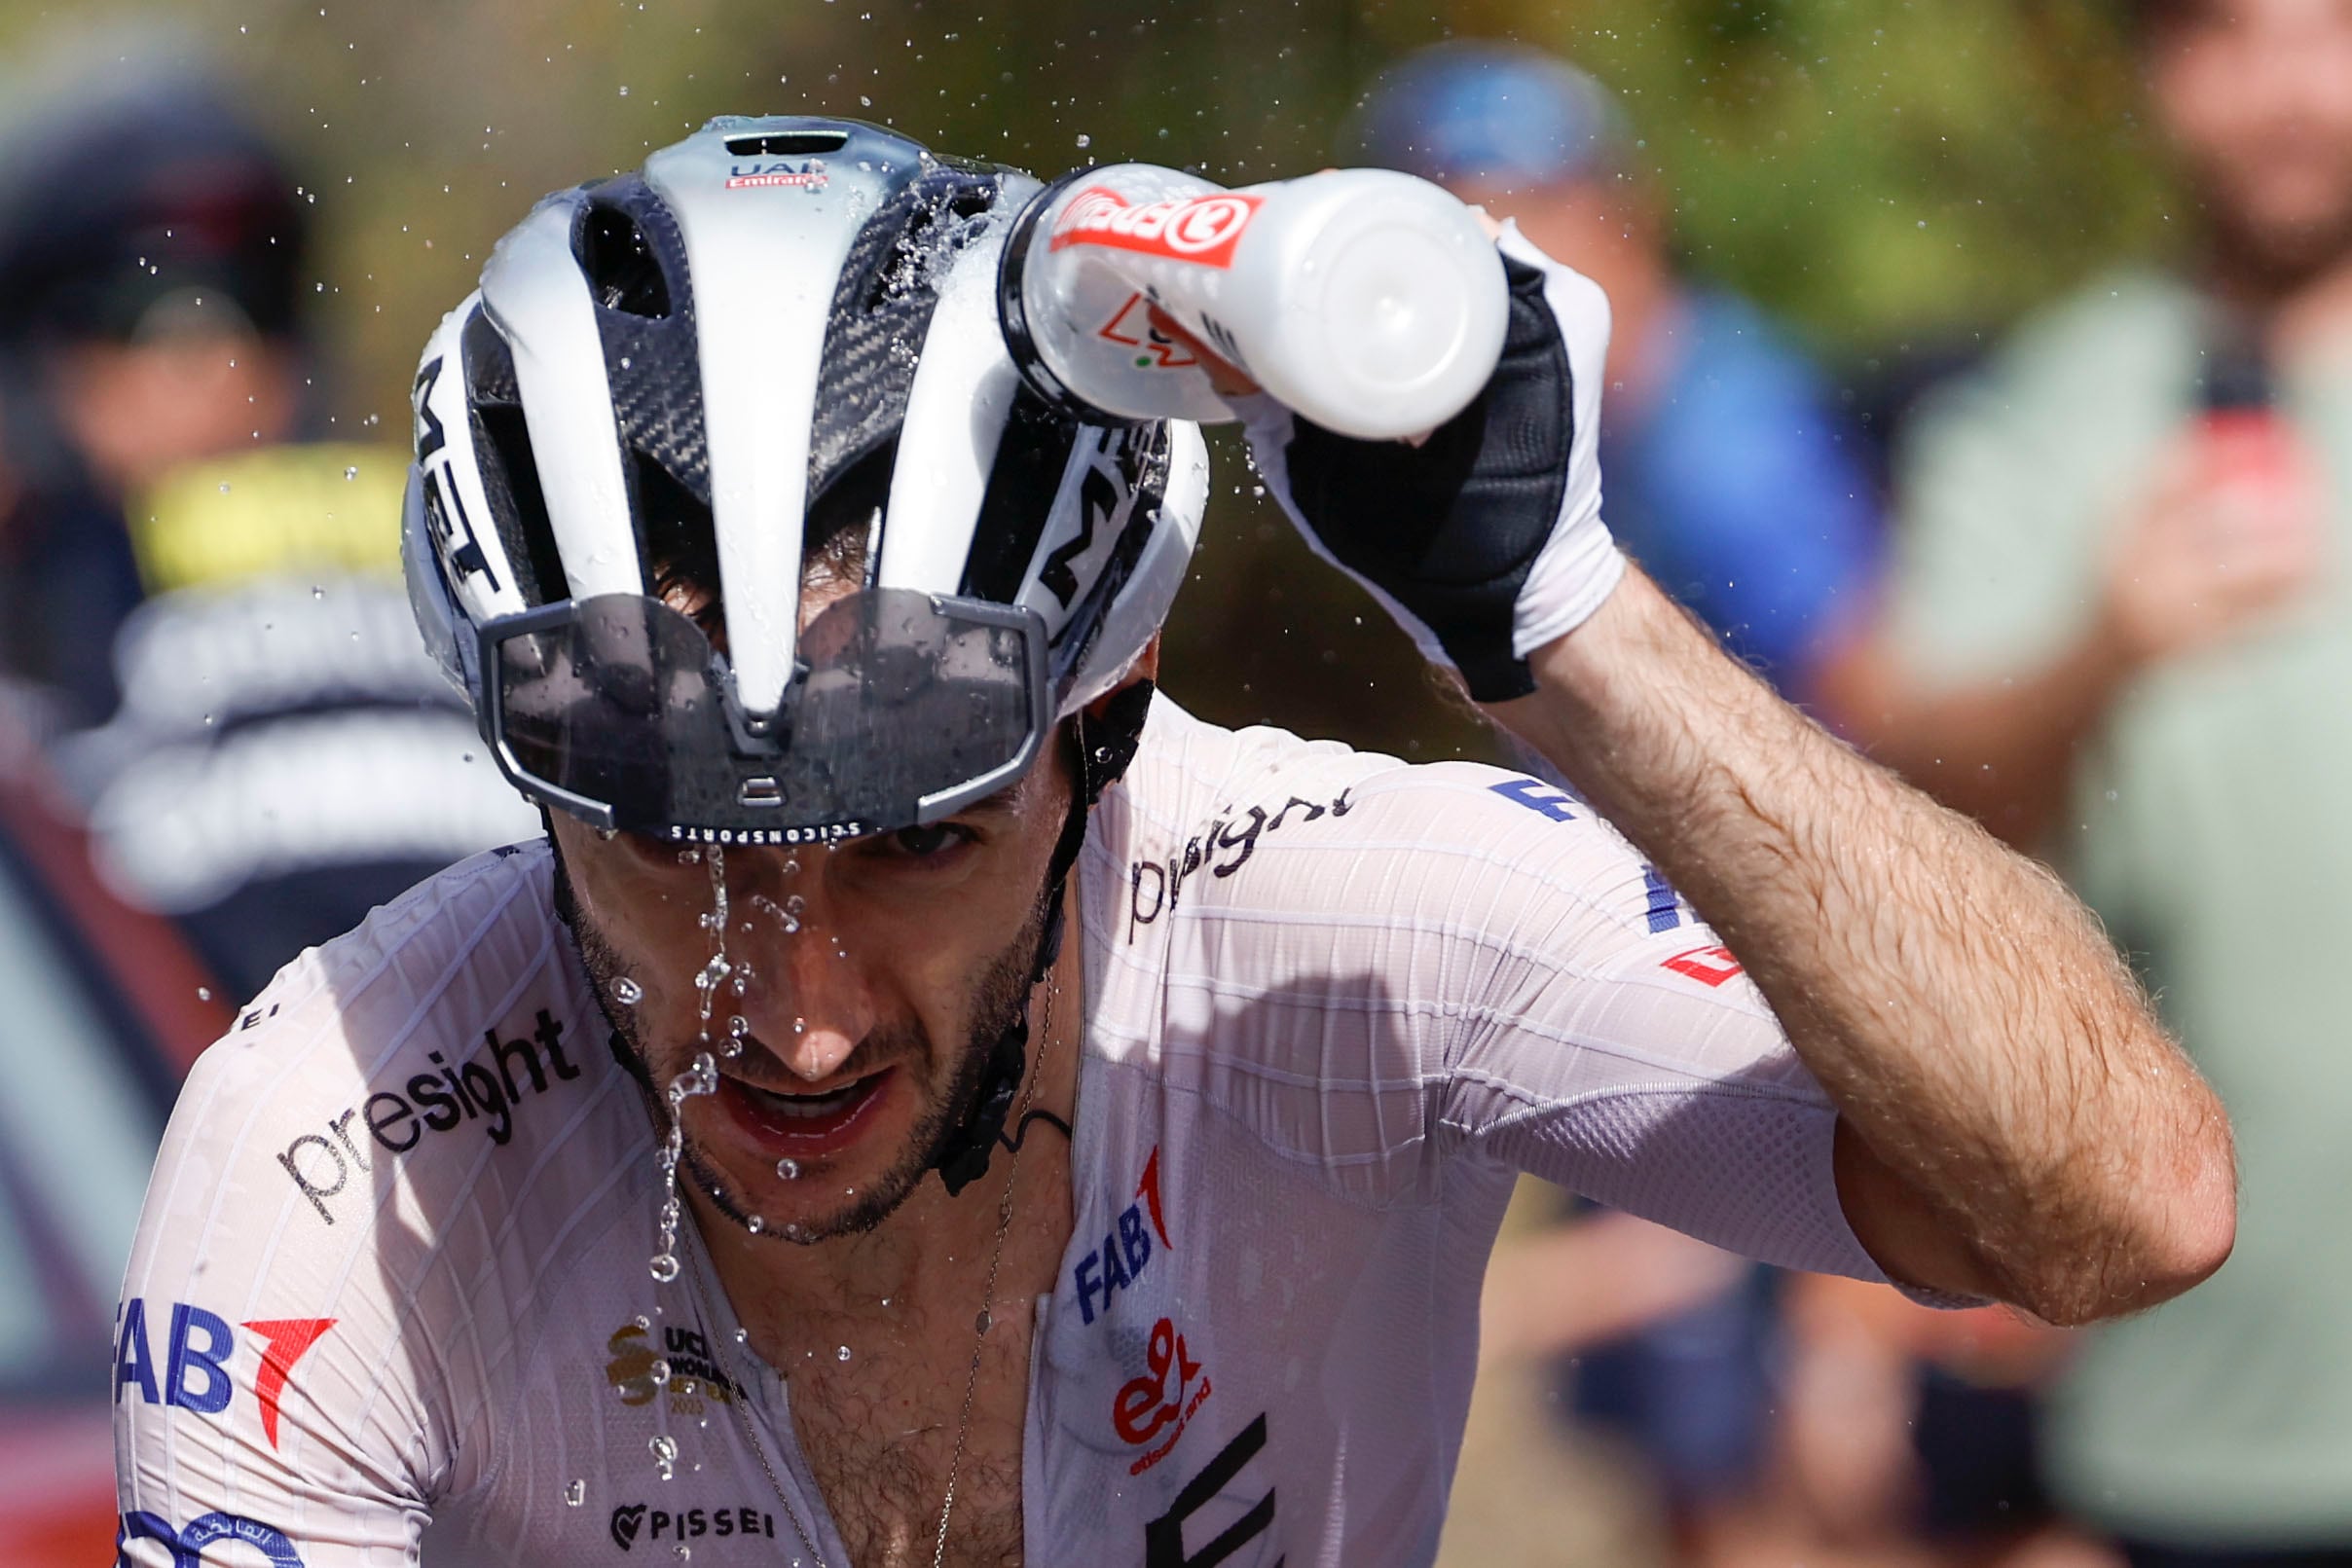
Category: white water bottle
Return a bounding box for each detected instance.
[997,164,1508,441]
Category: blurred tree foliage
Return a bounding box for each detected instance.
[0,0,2180,755]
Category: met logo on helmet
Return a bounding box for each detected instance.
[411,353,500,592]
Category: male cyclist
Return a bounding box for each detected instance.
[114,118,2232,1568]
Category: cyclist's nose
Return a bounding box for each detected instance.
[747,875,876,1083]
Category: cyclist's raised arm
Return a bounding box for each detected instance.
[1236,215,2234,1330]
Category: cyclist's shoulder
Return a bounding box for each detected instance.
[1105,699,1644,901]
[166,840,604,1172]
[143,837,640,1299]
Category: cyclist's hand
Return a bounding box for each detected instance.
[2098,418,2324,669]
[1229,223,1624,703]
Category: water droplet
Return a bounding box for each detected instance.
[648,1433,678,1479]
[619,84,631,95]
[733,1327,749,1344]
[566,1478,586,1507]
[218,482,233,493]
[649,1253,680,1283]
[746,1215,763,1234]
[196,986,212,1002]
[776,1157,800,1180]
[343,465,358,481]
[649,1357,673,1386]
[677,848,702,865]
[675,1547,690,1561]
[1076,133,1092,148]
[613,977,643,1005]
[974,1308,992,1334]
[312,584,324,599]
[836,1344,852,1362]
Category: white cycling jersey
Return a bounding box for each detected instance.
[115,697,1898,1567]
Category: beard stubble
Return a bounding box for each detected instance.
[553,845,1054,1243]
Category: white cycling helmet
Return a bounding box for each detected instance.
[403,115,1208,845]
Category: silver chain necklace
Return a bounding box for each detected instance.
[686,978,1057,1568]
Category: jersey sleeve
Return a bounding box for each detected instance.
[114,971,444,1564]
[1101,723,1901,1286]
[1418,770,1889,1279]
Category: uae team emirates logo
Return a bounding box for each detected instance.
[1047,185,1264,269]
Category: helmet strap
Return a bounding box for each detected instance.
[930,679,1155,1195]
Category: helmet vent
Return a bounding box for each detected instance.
[723,129,848,158]
[869,182,998,311]
[579,203,673,319]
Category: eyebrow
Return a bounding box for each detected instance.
[956,792,1025,821]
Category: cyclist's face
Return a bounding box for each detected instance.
[549,744,1070,1243]
[2148,0,2352,281]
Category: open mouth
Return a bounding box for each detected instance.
[714,1065,897,1157]
[734,1076,874,1118]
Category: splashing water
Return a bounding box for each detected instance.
[651,848,733,1281]
[693,848,736,1047]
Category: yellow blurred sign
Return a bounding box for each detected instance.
[129,444,408,594]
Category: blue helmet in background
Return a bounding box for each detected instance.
[1347,41,1630,193]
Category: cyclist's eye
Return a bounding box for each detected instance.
[887,822,973,860]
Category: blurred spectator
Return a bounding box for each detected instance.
[0,58,533,1003]
[0,70,312,727]
[1815,1,2352,1562]
[1350,40,1883,702]
[1352,40,1887,1565]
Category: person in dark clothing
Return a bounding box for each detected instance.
[0,61,533,1003]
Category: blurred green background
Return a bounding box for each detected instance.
[0,0,2174,757]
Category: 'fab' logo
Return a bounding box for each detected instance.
[114,1298,335,1450]
[1073,1147,1171,1326]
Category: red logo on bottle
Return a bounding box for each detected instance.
[1098,293,1201,369]
[1049,186,1264,269]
